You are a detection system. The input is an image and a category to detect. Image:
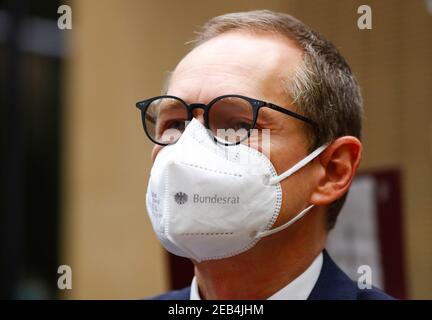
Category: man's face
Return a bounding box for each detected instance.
[152,31,319,228]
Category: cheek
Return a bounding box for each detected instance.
[151,145,164,162]
[267,136,312,226]
[274,166,314,227]
[268,135,306,174]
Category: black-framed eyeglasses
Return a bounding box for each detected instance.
[135,94,317,146]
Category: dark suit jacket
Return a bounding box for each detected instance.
[150,250,394,300]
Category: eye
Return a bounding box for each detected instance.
[156,119,186,136]
[167,119,186,131]
[232,120,252,131]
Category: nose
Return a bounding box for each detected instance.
[190,103,206,126]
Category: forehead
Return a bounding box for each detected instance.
[168,31,303,104]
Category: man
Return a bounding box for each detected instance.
[136,10,393,300]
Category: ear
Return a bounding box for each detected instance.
[310,136,362,206]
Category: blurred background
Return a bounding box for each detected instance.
[0,0,431,299]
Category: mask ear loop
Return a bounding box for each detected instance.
[256,204,314,238]
[257,143,329,238]
[268,144,329,185]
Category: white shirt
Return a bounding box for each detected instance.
[190,251,323,300]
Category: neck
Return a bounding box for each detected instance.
[193,212,327,300]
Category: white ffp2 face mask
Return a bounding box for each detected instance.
[146,118,327,262]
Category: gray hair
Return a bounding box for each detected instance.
[173,10,363,230]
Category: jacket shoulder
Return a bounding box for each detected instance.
[356,286,395,300]
[309,250,395,300]
[147,286,191,300]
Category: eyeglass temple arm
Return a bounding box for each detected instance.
[266,103,317,127]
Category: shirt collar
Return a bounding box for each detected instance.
[190,251,323,300]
